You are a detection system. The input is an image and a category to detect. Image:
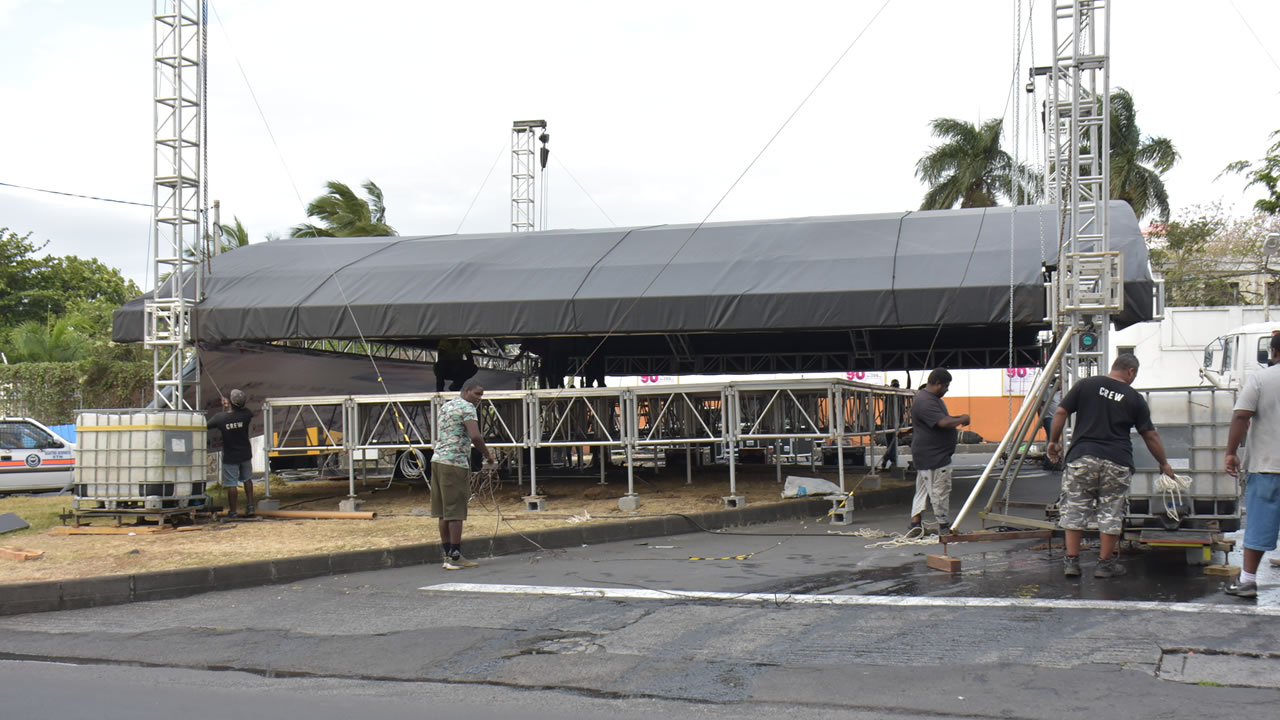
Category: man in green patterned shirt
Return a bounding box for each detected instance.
[433,378,497,569]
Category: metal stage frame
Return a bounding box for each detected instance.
[261,378,914,507]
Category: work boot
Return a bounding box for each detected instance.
[1224,579,1258,598]
[1093,557,1127,578]
[1063,555,1081,577]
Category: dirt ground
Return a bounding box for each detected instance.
[0,465,906,585]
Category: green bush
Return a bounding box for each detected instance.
[0,360,152,423]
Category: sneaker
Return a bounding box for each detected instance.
[937,521,952,535]
[1094,557,1127,578]
[442,558,463,571]
[1064,555,1081,577]
[225,511,238,519]
[244,506,255,517]
[907,520,923,534]
[451,554,479,568]
[1224,579,1258,598]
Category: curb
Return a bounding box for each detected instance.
[0,483,914,617]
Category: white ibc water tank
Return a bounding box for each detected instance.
[74,411,207,507]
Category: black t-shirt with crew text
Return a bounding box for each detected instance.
[1060,375,1154,469]
[208,407,254,464]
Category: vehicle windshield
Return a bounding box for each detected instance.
[0,421,58,449]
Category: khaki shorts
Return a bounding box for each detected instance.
[430,462,471,521]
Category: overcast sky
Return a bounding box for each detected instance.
[1,0,1278,291]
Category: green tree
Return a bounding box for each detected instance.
[290,180,396,237]
[0,228,138,329]
[1109,88,1179,222]
[1144,205,1280,307]
[5,318,86,363]
[915,118,1039,210]
[1222,129,1280,216]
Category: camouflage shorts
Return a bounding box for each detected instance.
[1059,455,1131,535]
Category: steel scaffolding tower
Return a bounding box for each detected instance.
[511,119,545,232]
[146,0,206,409]
[1046,0,1120,390]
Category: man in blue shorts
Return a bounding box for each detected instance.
[207,388,255,518]
[1224,333,1280,598]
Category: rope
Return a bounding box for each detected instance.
[1157,472,1194,522]
[827,525,941,549]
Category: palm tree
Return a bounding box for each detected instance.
[915,118,1040,210]
[1109,88,1178,221]
[290,180,396,237]
[6,319,85,362]
[217,216,252,253]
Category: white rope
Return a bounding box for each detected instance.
[827,526,941,549]
[1157,473,1193,522]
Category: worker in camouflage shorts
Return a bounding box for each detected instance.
[1048,354,1175,578]
[432,378,497,570]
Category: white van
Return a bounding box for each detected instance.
[0,417,76,493]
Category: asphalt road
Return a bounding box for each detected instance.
[2,463,1279,719]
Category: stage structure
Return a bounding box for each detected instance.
[260,378,913,510]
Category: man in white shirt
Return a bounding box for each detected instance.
[1224,333,1280,599]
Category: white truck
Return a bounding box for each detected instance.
[1199,321,1280,390]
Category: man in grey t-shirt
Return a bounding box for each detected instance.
[1223,333,1280,598]
[909,368,971,534]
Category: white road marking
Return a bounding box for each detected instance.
[420,582,1280,617]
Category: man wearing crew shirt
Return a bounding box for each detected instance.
[208,388,256,519]
[1048,354,1175,578]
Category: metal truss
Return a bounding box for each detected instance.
[147,0,205,410]
[263,379,913,504]
[1046,0,1118,385]
[603,347,1043,376]
[511,120,545,232]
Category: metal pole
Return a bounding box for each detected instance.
[953,328,1076,529]
[727,439,737,496]
[599,447,607,485]
[626,444,635,496]
[775,440,782,483]
[685,445,693,486]
[346,399,356,499]
[530,445,538,497]
[262,402,273,499]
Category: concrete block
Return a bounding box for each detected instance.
[926,554,962,573]
[212,560,276,590]
[388,543,436,568]
[830,508,854,526]
[528,527,585,552]
[860,475,882,490]
[625,517,667,539]
[272,554,332,583]
[1204,564,1239,577]
[338,498,364,513]
[132,567,215,601]
[0,581,63,616]
[523,495,547,512]
[616,494,639,512]
[329,548,391,575]
[255,498,282,511]
[722,495,746,509]
[60,575,133,610]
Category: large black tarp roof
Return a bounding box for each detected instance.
[113,203,1156,371]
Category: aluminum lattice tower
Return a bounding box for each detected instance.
[1045,0,1121,391]
[146,0,206,409]
[511,120,545,232]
